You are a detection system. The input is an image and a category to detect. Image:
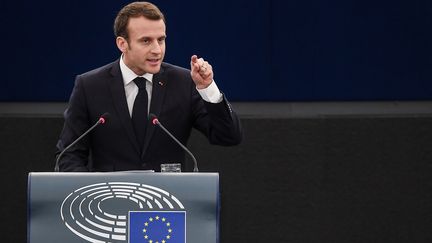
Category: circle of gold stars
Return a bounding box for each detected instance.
[142,215,173,243]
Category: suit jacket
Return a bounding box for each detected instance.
[56,60,242,172]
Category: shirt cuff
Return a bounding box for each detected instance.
[197,80,223,103]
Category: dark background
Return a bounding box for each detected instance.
[1,116,431,242]
[1,0,432,101]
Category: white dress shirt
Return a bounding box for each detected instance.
[120,56,223,117]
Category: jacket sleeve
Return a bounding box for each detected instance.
[55,75,91,172]
[191,84,243,146]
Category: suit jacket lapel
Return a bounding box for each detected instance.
[141,65,167,158]
[108,60,141,154]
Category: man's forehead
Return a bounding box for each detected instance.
[127,17,166,37]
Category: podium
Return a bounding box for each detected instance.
[28,172,219,243]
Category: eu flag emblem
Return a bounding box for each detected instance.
[129,211,186,243]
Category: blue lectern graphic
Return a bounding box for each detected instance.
[28,172,219,243]
[129,211,186,243]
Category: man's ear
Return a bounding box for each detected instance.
[116,36,128,53]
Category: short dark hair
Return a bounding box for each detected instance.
[114,2,165,40]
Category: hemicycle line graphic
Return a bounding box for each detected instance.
[60,182,185,243]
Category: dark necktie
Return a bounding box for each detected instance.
[132,77,148,149]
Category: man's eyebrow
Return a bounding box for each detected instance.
[137,35,166,40]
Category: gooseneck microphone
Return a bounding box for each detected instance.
[149,113,199,172]
[54,112,110,172]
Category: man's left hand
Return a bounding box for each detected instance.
[190,55,214,89]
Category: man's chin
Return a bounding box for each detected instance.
[145,65,161,74]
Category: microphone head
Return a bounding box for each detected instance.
[149,113,159,125]
[99,112,110,124]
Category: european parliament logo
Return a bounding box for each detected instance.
[129,211,186,243]
[60,182,186,243]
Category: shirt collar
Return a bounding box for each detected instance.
[120,55,153,86]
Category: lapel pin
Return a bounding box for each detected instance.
[158,81,164,86]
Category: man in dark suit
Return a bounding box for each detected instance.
[55,2,242,172]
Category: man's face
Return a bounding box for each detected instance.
[119,17,166,75]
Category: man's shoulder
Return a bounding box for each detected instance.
[79,60,119,79]
[160,63,193,88]
[161,62,190,75]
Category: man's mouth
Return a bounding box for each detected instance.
[147,58,160,64]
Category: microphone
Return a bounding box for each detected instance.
[149,113,199,172]
[54,112,110,172]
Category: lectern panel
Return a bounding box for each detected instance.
[28,172,219,243]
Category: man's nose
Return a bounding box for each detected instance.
[151,41,162,54]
